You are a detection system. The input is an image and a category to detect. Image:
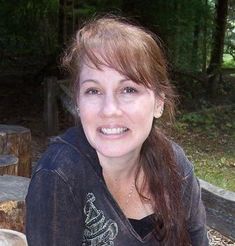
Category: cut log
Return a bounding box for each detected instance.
[0,154,18,175]
[0,175,30,233]
[0,125,31,177]
[0,229,27,246]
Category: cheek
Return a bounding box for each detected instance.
[79,103,100,137]
[78,99,90,118]
[79,107,94,123]
[79,96,94,111]
[128,98,155,119]
[79,108,97,141]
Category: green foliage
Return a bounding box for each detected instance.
[180,111,215,129]
[68,0,216,72]
[0,0,226,72]
[121,0,214,71]
[223,54,235,68]
[177,105,235,131]
[0,0,58,57]
[174,105,235,191]
[76,0,122,23]
[0,0,234,103]
[224,1,235,62]
[189,149,235,191]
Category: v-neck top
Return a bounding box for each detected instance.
[26,126,209,246]
[128,214,155,239]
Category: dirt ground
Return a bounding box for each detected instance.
[0,80,234,245]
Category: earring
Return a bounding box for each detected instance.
[76,107,80,114]
[154,107,164,118]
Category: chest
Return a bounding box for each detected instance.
[80,185,157,246]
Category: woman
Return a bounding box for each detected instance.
[26,16,209,245]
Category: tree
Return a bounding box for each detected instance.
[207,0,229,97]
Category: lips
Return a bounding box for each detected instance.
[99,127,129,135]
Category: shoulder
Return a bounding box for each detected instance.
[33,128,81,172]
[32,126,99,185]
[171,141,194,178]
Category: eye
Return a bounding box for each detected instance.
[85,88,101,95]
[122,87,138,94]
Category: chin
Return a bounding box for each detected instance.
[97,149,129,158]
[95,143,141,160]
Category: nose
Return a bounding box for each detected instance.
[100,93,122,117]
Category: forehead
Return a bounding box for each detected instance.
[79,63,127,83]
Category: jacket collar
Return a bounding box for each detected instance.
[53,124,103,177]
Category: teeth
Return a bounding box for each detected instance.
[100,127,128,135]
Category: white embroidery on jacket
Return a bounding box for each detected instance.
[82,193,118,246]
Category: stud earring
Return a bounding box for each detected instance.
[76,107,80,114]
[154,107,164,118]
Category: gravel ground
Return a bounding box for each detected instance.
[0,80,234,245]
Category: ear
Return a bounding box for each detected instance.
[154,93,165,118]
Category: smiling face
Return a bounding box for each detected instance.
[78,64,164,163]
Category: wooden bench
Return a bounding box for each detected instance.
[200,179,235,240]
[43,77,75,136]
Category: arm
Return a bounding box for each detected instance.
[26,169,84,246]
[184,169,209,246]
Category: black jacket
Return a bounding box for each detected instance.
[26,126,209,246]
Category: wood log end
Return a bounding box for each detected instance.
[0,201,26,233]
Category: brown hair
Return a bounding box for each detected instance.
[63,15,190,245]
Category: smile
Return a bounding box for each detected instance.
[99,127,129,135]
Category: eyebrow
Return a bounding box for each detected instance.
[80,78,130,85]
[80,79,98,85]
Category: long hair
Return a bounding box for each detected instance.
[63,15,190,245]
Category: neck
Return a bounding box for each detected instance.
[97,151,140,182]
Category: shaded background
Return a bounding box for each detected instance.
[0,0,234,190]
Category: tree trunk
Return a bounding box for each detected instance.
[58,0,76,48]
[207,0,228,97]
[72,0,75,33]
[191,22,200,70]
[202,0,208,73]
[58,0,66,48]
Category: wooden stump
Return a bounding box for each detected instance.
[0,154,18,176]
[0,175,30,233]
[0,229,27,246]
[0,125,31,177]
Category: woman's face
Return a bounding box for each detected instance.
[78,63,163,162]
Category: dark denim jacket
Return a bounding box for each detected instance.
[26,126,209,246]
